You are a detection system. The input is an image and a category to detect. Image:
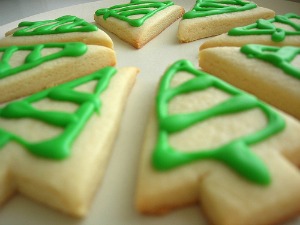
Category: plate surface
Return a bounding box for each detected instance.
[0,1,299,225]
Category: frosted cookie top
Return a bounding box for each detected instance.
[183,0,257,19]
[153,59,286,185]
[95,0,175,27]
[240,44,300,80]
[0,67,116,159]
[228,13,300,42]
[11,15,98,36]
[0,42,87,80]
[1,15,114,48]
[200,13,299,49]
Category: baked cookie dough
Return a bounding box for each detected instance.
[94,0,184,49]
[0,42,116,103]
[135,60,300,225]
[200,13,300,49]
[0,66,139,217]
[0,15,113,48]
[178,0,275,43]
[199,44,300,120]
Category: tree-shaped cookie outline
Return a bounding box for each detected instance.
[0,67,116,159]
[95,0,174,27]
[241,44,300,80]
[152,60,285,185]
[0,42,87,80]
[183,0,257,19]
[0,42,87,79]
[228,13,300,42]
[13,15,98,36]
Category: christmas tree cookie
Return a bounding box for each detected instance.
[177,0,275,43]
[200,13,300,49]
[94,0,184,49]
[135,60,300,225]
[0,65,139,216]
[0,15,113,48]
[0,42,116,103]
[199,44,300,120]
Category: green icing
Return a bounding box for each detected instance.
[228,13,300,42]
[13,15,98,36]
[0,67,116,159]
[183,0,257,19]
[241,44,300,80]
[0,42,87,80]
[153,60,286,185]
[95,0,174,27]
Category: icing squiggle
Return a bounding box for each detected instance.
[0,42,87,80]
[241,44,300,80]
[153,60,285,185]
[95,0,174,27]
[183,0,257,19]
[0,67,116,159]
[13,15,98,36]
[228,13,300,42]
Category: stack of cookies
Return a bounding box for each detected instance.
[0,14,139,217]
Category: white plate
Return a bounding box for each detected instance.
[0,1,300,225]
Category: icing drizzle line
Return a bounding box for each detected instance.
[13,15,98,36]
[228,13,300,42]
[0,42,87,80]
[95,0,174,27]
[0,67,116,159]
[153,60,286,185]
[183,0,257,19]
[241,44,300,80]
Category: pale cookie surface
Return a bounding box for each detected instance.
[199,44,300,120]
[0,42,116,103]
[0,15,113,48]
[94,1,184,49]
[178,0,275,43]
[200,13,300,49]
[135,60,300,225]
[0,66,139,217]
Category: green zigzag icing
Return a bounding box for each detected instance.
[183,0,257,19]
[0,66,116,159]
[241,44,300,80]
[95,0,174,27]
[228,13,300,42]
[153,60,286,185]
[13,15,98,36]
[0,42,87,80]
